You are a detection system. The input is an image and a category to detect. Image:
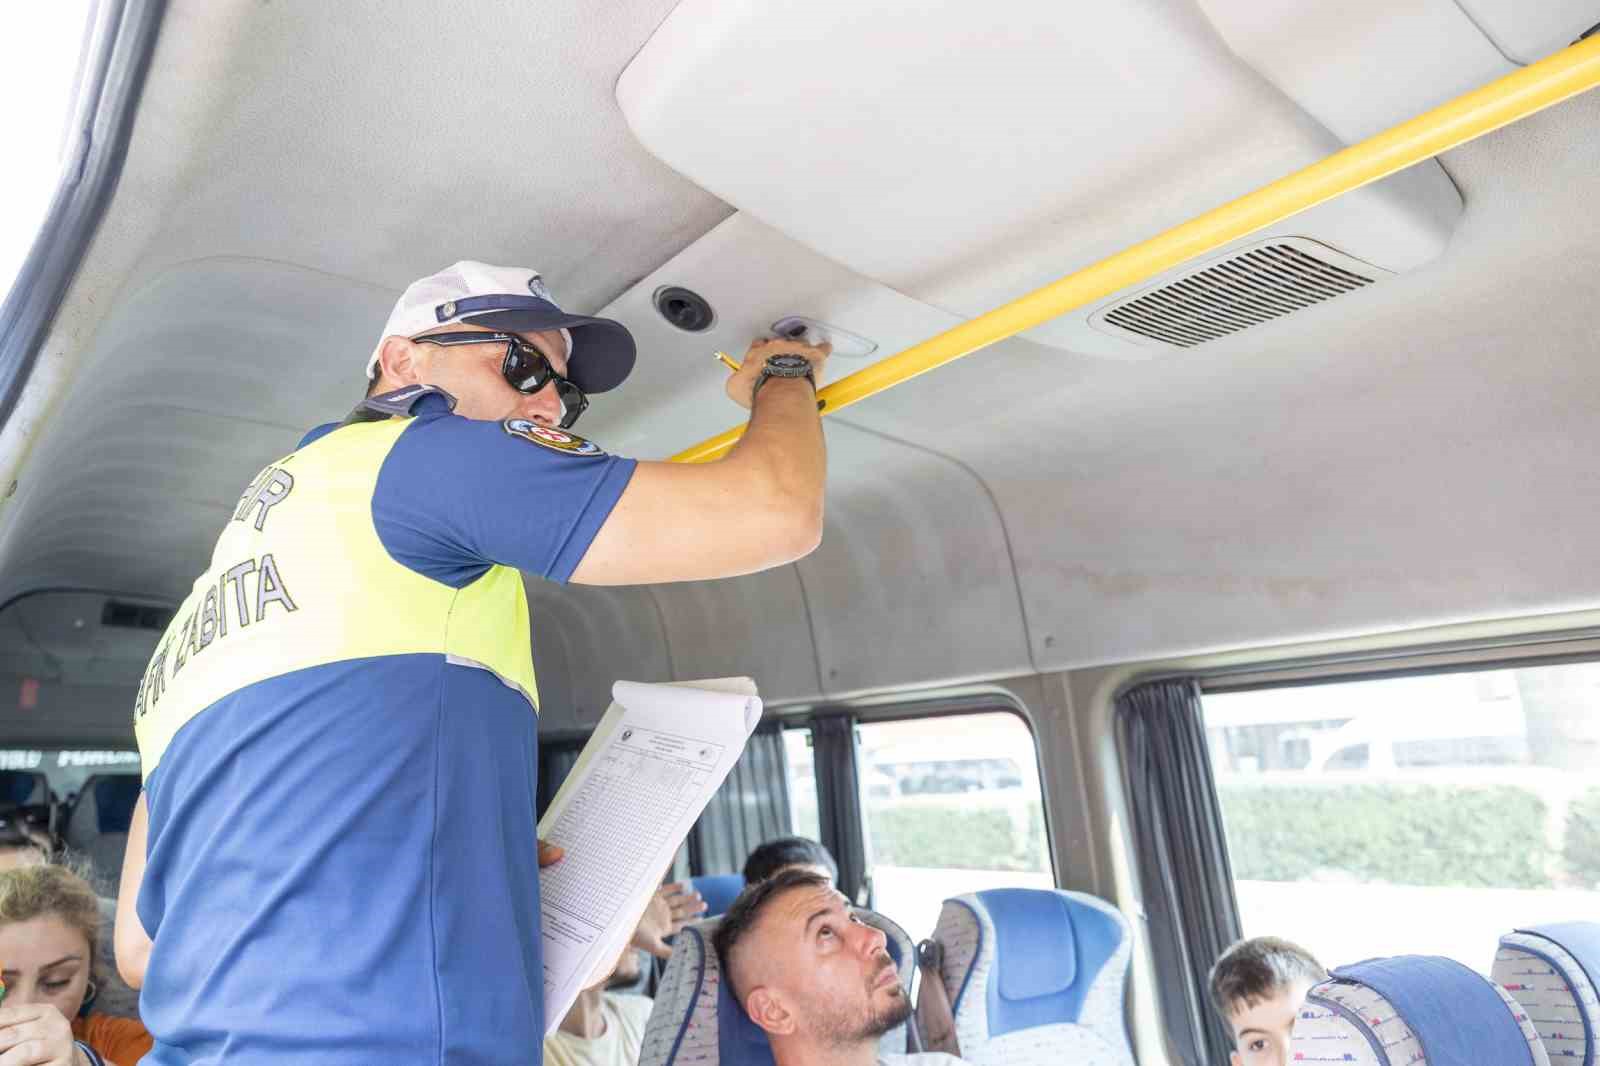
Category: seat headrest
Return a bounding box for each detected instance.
[1292,956,1547,1066]
[691,873,747,918]
[638,909,916,1066]
[0,771,46,807]
[948,888,1127,1037]
[1496,922,1600,1066]
[91,775,141,833]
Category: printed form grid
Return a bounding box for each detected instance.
[542,740,711,931]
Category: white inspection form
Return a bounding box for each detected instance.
[537,677,762,1034]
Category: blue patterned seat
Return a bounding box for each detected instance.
[927,888,1134,1066]
[1290,955,1550,1065]
[1494,923,1600,1065]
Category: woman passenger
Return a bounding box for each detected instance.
[0,863,151,1065]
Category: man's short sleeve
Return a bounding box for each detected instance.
[372,413,636,586]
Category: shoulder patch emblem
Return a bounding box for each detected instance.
[502,418,605,457]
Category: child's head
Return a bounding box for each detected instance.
[0,863,104,1020]
[1208,936,1327,1066]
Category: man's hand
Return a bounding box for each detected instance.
[0,1002,87,1065]
[538,840,565,867]
[726,337,831,411]
[631,881,708,960]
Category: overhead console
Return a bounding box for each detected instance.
[618,1,1587,358]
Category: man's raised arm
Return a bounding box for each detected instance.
[115,792,155,988]
[570,337,828,586]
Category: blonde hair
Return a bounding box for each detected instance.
[0,863,103,976]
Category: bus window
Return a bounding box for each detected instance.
[1203,663,1600,973]
[0,747,139,802]
[783,727,820,841]
[856,710,1053,938]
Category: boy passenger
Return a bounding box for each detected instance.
[1207,936,1327,1066]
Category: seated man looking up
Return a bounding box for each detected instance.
[713,868,965,1066]
[743,836,838,886]
[1207,936,1327,1066]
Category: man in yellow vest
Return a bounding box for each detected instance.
[113,261,829,1064]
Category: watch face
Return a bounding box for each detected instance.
[767,354,811,372]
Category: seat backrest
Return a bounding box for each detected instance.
[65,774,140,894]
[638,908,916,1066]
[691,873,747,918]
[1291,955,1549,1066]
[0,771,49,807]
[933,887,1134,1066]
[1494,922,1600,1066]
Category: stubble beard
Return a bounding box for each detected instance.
[815,973,913,1048]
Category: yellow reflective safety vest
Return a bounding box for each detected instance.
[131,386,636,1065]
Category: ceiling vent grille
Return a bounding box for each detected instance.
[1094,241,1380,349]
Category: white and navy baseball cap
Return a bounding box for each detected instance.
[367,261,637,393]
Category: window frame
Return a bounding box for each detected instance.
[0,0,166,430]
[777,692,1058,907]
[1117,627,1600,1066]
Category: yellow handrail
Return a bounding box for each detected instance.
[673,33,1600,463]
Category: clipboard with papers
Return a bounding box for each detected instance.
[536,676,763,1034]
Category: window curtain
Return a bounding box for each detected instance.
[1117,678,1242,1066]
[811,715,868,903]
[688,724,793,876]
[536,740,585,820]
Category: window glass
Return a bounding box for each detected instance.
[1204,663,1600,974]
[0,4,97,297]
[0,747,138,803]
[857,710,1053,938]
[783,727,819,841]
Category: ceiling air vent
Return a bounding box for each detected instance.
[101,600,175,631]
[1090,238,1385,349]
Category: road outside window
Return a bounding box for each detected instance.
[857,711,1053,940]
[1204,664,1600,974]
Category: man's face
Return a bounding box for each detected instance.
[740,884,909,1047]
[387,323,573,425]
[1227,979,1315,1066]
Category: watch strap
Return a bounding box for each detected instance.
[752,357,816,403]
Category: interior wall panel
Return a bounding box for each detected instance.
[797,423,1033,698]
[646,569,822,703]
[524,580,672,734]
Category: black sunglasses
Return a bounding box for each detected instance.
[413,331,589,429]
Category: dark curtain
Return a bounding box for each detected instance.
[1117,678,1242,1066]
[536,740,585,820]
[688,724,793,875]
[812,715,868,903]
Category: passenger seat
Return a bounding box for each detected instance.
[0,770,49,807]
[689,873,746,919]
[924,888,1134,1066]
[64,774,141,895]
[638,909,917,1066]
[1494,922,1600,1066]
[1290,955,1549,1065]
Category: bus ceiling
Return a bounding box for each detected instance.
[634,29,1600,462]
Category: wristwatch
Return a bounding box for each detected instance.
[751,354,816,403]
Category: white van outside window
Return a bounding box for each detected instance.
[1204,663,1600,973]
